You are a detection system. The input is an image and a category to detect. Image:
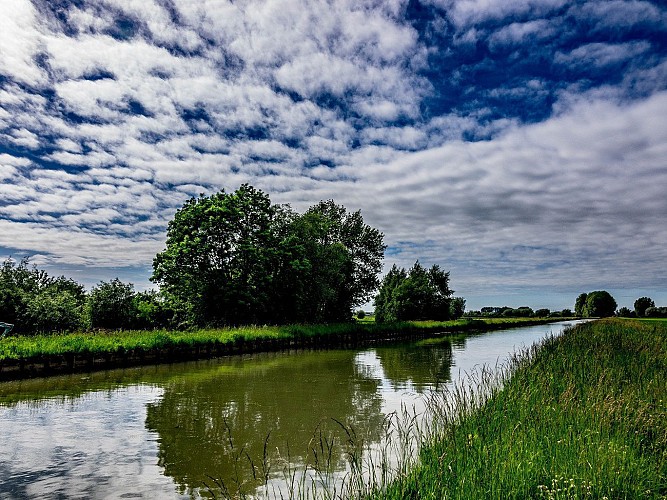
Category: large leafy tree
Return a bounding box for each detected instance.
[152,186,385,326]
[584,290,617,317]
[152,185,287,326]
[293,200,386,323]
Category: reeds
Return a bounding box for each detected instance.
[201,319,666,499]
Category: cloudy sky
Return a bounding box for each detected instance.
[1,0,666,311]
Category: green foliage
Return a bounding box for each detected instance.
[374,262,454,322]
[584,290,617,317]
[533,308,550,317]
[86,279,138,329]
[574,292,587,317]
[373,319,667,499]
[0,258,86,334]
[616,306,635,317]
[644,306,667,318]
[152,185,385,326]
[634,296,655,317]
[449,297,466,319]
[356,309,366,319]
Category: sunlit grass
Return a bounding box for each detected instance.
[371,318,667,499]
[0,317,555,363]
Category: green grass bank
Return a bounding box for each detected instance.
[0,317,558,381]
[372,319,667,499]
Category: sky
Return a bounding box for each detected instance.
[1,0,666,312]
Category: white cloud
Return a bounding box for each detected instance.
[0,0,46,86]
[554,41,652,68]
[428,0,569,28]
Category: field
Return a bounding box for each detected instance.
[371,318,667,499]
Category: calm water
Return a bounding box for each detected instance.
[0,321,582,498]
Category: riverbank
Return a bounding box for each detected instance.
[373,318,667,499]
[0,317,560,381]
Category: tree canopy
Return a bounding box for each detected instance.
[374,262,463,323]
[151,184,385,326]
[574,290,617,318]
[634,297,655,317]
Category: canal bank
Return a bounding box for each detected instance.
[0,318,564,381]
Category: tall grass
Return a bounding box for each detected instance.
[0,317,551,363]
[371,318,667,499]
[198,319,665,499]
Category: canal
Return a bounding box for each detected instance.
[0,321,582,498]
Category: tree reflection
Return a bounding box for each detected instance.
[374,340,454,391]
[144,350,386,497]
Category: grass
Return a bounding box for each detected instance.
[369,318,667,499]
[0,317,555,364]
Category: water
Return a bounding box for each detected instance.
[0,321,582,498]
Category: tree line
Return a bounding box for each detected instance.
[6,183,660,336]
[1,185,388,334]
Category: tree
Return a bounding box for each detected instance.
[296,200,386,322]
[634,297,655,318]
[87,279,137,329]
[616,307,634,317]
[574,293,588,317]
[152,185,385,326]
[449,297,466,319]
[152,185,288,326]
[374,261,455,322]
[374,265,407,323]
[584,291,617,317]
[0,258,86,334]
[534,308,550,318]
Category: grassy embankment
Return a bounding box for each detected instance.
[0,317,557,380]
[371,318,667,499]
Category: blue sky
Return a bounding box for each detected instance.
[1,0,666,311]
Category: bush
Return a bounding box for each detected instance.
[644,306,667,318]
[616,307,635,318]
[86,279,138,329]
[356,309,366,320]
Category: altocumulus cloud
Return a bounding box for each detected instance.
[0,0,665,308]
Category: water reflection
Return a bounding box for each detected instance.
[143,344,454,496]
[0,322,582,500]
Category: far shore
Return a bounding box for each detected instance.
[0,317,568,381]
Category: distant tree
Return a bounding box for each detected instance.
[0,258,86,334]
[449,297,466,319]
[374,261,454,322]
[584,291,617,317]
[634,297,655,318]
[561,308,572,317]
[534,308,550,317]
[356,310,366,320]
[616,307,634,317]
[645,306,667,318]
[574,293,588,317]
[87,279,138,329]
